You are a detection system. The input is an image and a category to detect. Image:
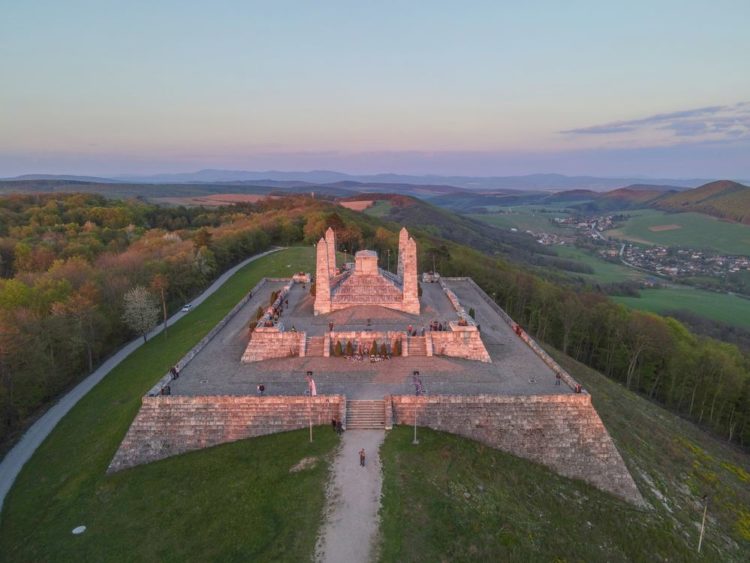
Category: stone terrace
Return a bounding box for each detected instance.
[171,278,567,399]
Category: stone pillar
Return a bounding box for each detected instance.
[397,227,409,279]
[314,238,331,315]
[325,227,337,277]
[401,236,420,314]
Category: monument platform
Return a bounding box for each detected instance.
[170,278,566,399]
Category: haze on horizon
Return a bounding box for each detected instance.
[1,1,749,179]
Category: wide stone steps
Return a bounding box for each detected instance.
[346,399,385,429]
[408,336,427,356]
[305,336,325,357]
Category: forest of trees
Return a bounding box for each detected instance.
[1,192,749,452]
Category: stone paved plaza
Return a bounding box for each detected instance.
[171,278,567,399]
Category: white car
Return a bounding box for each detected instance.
[181,304,193,313]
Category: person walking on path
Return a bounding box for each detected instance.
[359,448,366,467]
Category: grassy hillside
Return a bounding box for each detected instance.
[655,181,750,225]
[613,287,750,330]
[607,209,750,255]
[378,350,750,562]
[0,248,338,562]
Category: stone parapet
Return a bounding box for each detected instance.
[390,394,644,505]
[108,395,345,472]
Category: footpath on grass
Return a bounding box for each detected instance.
[316,429,385,563]
[0,247,281,513]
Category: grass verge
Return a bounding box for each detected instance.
[0,247,338,562]
[378,350,750,562]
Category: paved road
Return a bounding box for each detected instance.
[0,247,281,514]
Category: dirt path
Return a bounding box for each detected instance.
[316,430,385,563]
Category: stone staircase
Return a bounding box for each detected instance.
[408,336,427,356]
[305,336,325,357]
[346,400,385,430]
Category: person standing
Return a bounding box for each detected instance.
[359,448,366,467]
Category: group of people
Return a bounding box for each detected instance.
[330,418,344,434]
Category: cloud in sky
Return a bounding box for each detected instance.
[561,102,750,144]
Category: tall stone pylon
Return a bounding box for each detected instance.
[401,235,420,314]
[397,227,409,279]
[314,237,331,315]
[325,227,337,277]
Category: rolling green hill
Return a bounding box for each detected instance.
[654,181,750,225]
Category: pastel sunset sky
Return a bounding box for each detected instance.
[1,1,749,177]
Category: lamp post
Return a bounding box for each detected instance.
[412,370,420,445]
[386,248,391,273]
[698,494,709,553]
[306,371,314,443]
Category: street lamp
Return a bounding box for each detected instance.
[698,495,709,553]
[306,371,314,443]
[412,370,420,445]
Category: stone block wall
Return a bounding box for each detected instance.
[390,394,644,505]
[242,330,303,362]
[328,331,404,355]
[430,329,491,363]
[108,395,345,472]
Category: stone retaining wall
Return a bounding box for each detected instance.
[390,394,643,505]
[242,330,303,362]
[430,329,491,362]
[108,395,345,472]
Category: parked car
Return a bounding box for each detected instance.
[181,303,193,313]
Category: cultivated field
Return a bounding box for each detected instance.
[614,287,750,329]
[339,200,375,211]
[554,246,646,283]
[468,206,572,235]
[607,210,750,255]
[363,200,393,217]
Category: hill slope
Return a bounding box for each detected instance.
[655,181,750,224]
[378,350,750,561]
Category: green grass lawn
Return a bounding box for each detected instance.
[364,200,393,218]
[553,245,645,283]
[608,210,750,255]
[468,207,571,235]
[0,246,338,562]
[613,287,750,329]
[378,353,750,562]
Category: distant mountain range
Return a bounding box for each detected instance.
[432,180,750,225]
[1,173,749,225]
[114,170,727,191]
[5,170,743,192]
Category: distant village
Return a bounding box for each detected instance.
[515,212,750,285]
